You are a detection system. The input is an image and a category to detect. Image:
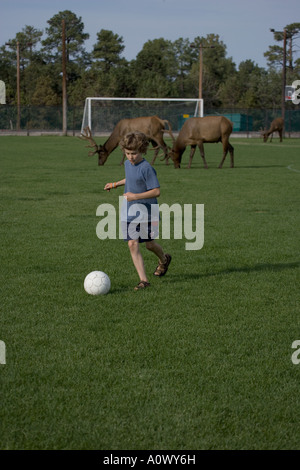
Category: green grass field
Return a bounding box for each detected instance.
[0,135,300,450]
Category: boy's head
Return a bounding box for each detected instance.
[119,132,150,155]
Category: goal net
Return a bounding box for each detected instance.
[81,97,203,134]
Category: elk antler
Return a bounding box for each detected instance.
[164,146,175,161]
[148,145,169,161]
[259,127,267,136]
[79,126,100,156]
[162,128,176,143]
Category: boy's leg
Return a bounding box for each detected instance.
[128,239,149,283]
[146,240,172,277]
[145,240,167,264]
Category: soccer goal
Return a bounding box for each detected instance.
[81,97,203,134]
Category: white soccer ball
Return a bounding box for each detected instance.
[84,271,111,295]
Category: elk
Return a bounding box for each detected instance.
[168,116,234,169]
[80,116,175,166]
[261,117,284,142]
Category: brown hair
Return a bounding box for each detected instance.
[119,131,150,154]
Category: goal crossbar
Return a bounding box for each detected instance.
[81,97,204,134]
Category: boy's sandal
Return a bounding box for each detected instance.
[153,254,172,277]
[134,281,151,291]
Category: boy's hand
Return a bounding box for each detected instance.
[123,192,136,201]
[104,183,116,191]
[104,183,112,191]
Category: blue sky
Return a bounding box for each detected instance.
[1,0,299,68]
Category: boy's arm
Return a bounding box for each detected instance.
[124,187,160,201]
[104,178,126,191]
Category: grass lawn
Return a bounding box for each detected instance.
[0,135,299,450]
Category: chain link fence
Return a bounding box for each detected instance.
[0,105,299,135]
[0,106,83,135]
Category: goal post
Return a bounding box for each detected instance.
[81,97,204,134]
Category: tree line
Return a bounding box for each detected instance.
[0,10,299,110]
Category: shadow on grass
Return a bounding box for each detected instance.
[169,261,300,282]
[235,165,285,169]
[178,164,285,170]
[107,261,299,293]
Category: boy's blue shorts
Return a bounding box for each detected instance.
[122,221,159,243]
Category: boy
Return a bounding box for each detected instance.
[104,131,171,291]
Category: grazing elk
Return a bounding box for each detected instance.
[168,116,234,169]
[261,117,284,142]
[80,116,174,165]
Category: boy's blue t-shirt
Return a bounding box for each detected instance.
[122,158,160,222]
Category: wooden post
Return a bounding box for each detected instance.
[17,41,20,131]
[282,29,286,137]
[62,19,67,136]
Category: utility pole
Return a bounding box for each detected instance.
[62,19,67,136]
[282,29,287,131]
[16,41,20,131]
[5,41,32,131]
[190,42,215,117]
[198,43,203,101]
[270,28,287,136]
